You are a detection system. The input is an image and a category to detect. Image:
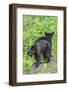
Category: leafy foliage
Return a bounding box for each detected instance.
[23,15,57,74]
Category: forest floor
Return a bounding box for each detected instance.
[27,56,57,74]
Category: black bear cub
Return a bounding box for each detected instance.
[27,32,54,68]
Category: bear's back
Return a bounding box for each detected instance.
[35,39,50,52]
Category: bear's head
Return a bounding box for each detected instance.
[45,32,54,39]
[27,45,36,59]
[44,32,54,46]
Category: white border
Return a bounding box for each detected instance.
[16,8,64,82]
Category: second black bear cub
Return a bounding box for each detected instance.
[27,32,54,67]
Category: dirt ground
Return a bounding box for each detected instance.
[27,56,57,74]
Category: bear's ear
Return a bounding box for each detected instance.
[31,45,36,50]
[44,32,47,35]
[31,45,34,48]
[31,45,35,49]
[52,32,54,35]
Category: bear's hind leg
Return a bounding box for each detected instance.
[46,50,51,63]
[34,53,41,68]
[42,52,47,62]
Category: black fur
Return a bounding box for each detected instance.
[27,32,54,67]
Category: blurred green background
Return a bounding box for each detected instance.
[23,15,57,74]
